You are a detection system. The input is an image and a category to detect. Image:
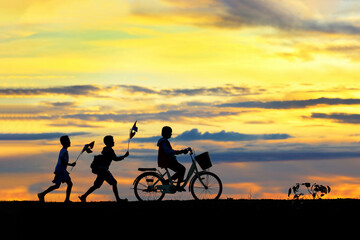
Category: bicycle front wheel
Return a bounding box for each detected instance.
[190,171,222,200]
[134,172,165,201]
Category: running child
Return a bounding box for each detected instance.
[38,135,76,202]
[79,135,129,202]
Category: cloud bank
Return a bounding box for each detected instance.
[210,150,360,163]
[141,0,360,35]
[0,132,89,141]
[216,0,360,34]
[135,128,292,143]
[310,113,360,124]
[219,98,360,109]
[0,84,259,97]
[63,109,236,123]
[0,85,102,96]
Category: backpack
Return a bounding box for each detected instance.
[90,155,104,174]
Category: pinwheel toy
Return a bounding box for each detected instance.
[127,121,138,152]
[71,141,95,171]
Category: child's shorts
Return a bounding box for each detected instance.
[93,170,117,187]
[52,171,71,185]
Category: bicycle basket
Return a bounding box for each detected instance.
[195,152,212,170]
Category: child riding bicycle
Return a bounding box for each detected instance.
[157,126,189,192]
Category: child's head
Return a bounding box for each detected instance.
[60,135,71,148]
[161,126,172,139]
[103,135,114,147]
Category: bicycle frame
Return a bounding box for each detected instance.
[154,153,207,193]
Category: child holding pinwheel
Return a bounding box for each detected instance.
[38,135,76,203]
[79,135,129,202]
[79,122,137,202]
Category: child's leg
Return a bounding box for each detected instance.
[41,184,60,195]
[170,162,185,186]
[38,184,60,202]
[80,185,98,200]
[112,183,121,202]
[104,172,121,202]
[65,179,73,202]
[79,175,103,202]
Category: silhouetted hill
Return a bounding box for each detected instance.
[2,199,359,238]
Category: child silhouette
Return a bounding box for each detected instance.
[38,135,76,202]
[79,135,129,202]
[157,126,188,192]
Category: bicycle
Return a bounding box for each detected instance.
[133,148,222,201]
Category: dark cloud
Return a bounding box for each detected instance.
[210,150,360,163]
[302,20,360,35]
[43,101,76,107]
[216,0,360,35]
[117,85,158,95]
[219,97,360,109]
[161,85,252,96]
[135,128,292,143]
[63,109,237,122]
[217,0,298,29]
[158,0,360,35]
[0,85,101,96]
[117,84,258,97]
[0,132,89,141]
[175,128,291,141]
[0,84,260,98]
[310,113,360,124]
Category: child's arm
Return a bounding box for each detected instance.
[113,151,129,161]
[68,162,76,167]
[60,152,76,167]
[160,141,188,155]
[61,158,76,167]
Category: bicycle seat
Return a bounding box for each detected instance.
[138,168,157,172]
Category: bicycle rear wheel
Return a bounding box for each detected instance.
[134,172,165,201]
[190,171,222,200]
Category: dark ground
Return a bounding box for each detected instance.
[1,199,359,238]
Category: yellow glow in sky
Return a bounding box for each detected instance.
[2,0,360,200]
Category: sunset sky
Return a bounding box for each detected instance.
[2,0,360,201]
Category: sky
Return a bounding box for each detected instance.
[2,0,360,201]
